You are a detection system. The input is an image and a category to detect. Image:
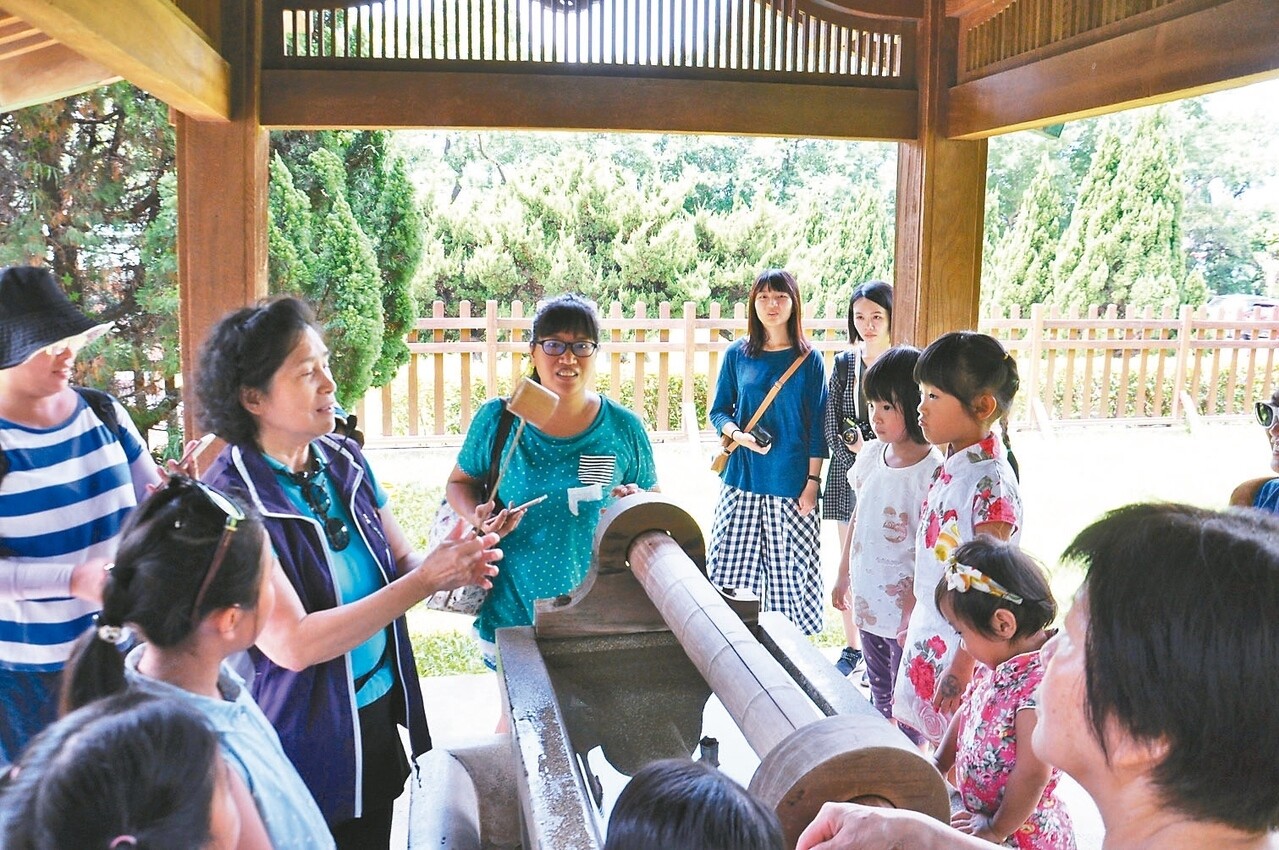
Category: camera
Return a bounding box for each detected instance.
[841,417,875,444]
[748,424,774,448]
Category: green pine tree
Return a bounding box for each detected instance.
[267,153,313,293]
[270,130,421,391]
[986,153,1066,312]
[1051,111,1196,311]
[305,148,385,406]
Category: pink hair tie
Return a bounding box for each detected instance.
[109,836,137,849]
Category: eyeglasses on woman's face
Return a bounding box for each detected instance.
[1257,400,1279,429]
[533,339,599,357]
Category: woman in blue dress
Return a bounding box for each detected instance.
[707,269,828,635]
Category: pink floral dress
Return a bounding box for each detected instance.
[892,432,1021,742]
[955,652,1076,850]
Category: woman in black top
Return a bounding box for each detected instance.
[822,281,892,676]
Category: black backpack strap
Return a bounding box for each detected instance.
[73,386,127,442]
[482,401,516,507]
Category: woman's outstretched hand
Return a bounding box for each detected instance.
[416,520,502,593]
[796,802,965,850]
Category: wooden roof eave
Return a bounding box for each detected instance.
[0,0,231,121]
[259,68,919,140]
[944,0,1279,139]
[0,17,119,112]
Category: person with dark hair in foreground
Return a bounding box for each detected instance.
[604,758,783,850]
[798,503,1279,850]
[59,477,333,848]
[0,691,267,849]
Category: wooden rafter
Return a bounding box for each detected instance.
[0,0,231,120]
[0,40,119,112]
[945,0,1279,138]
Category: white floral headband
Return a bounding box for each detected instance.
[945,558,1023,605]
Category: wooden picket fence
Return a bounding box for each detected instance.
[984,303,1278,432]
[354,299,1278,446]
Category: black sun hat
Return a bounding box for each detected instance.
[0,266,106,369]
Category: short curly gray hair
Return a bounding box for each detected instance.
[194,297,318,446]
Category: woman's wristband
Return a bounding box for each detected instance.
[807,474,821,484]
[729,428,742,440]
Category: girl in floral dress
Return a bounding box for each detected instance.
[893,331,1022,744]
[932,538,1075,850]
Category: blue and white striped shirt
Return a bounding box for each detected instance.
[0,394,154,670]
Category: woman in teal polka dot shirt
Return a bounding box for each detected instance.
[447,294,658,667]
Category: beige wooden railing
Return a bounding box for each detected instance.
[354,299,1278,445]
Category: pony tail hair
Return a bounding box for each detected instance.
[59,629,128,717]
[999,412,1021,481]
[58,569,133,716]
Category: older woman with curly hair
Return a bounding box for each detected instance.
[196,296,502,849]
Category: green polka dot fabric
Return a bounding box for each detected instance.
[456,396,658,642]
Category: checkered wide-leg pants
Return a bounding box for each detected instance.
[706,483,825,635]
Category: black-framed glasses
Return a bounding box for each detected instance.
[533,339,598,357]
[185,478,246,623]
[294,475,351,552]
[1257,401,1278,429]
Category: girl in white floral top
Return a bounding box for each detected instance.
[833,346,941,738]
[894,331,1022,744]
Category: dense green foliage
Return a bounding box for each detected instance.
[982,100,1277,312]
[0,83,182,451]
[986,154,1065,311]
[1,99,422,437]
[402,133,896,314]
[268,131,422,405]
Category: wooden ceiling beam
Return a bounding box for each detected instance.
[260,70,919,140]
[801,0,926,20]
[0,41,119,112]
[945,0,1014,26]
[945,0,1279,139]
[0,0,230,120]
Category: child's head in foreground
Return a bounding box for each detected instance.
[604,758,784,850]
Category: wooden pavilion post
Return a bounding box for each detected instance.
[176,0,268,438]
[894,0,988,348]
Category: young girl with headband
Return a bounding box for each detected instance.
[59,476,333,849]
[934,538,1075,849]
[894,331,1023,744]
